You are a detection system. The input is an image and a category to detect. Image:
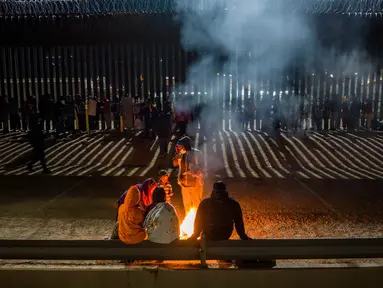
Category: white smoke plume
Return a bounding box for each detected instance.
[170,1,373,174]
[172,0,314,134]
[175,0,312,77]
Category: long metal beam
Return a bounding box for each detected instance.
[0,240,200,261]
[205,238,383,260]
[1,238,383,261]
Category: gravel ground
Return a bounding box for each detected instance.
[0,176,382,240]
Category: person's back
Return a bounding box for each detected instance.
[122,95,132,111]
[342,101,349,113]
[78,100,86,115]
[65,99,74,116]
[88,98,97,117]
[351,100,360,116]
[331,99,340,113]
[365,101,373,114]
[103,98,111,115]
[155,112,171,138]
[9,98,18,115]
[198,193,241,240]
[192,182,250,241]
[38,96,46,118]
[245,102,254,116]
[118,187,146,245]
[29,113,44,145]
[144,199,179,244]
[46,97,55,119]
[55,100,65,117]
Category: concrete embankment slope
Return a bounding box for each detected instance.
[1,264,383,288]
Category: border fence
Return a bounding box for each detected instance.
[2,5,383,131]
[1,43,383,124]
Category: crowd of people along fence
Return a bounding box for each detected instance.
[1,93,382,137]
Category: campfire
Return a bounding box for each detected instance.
[179,208,197,239]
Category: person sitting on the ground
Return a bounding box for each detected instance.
[158,170,174,203]
[117,178,158,210]
[143,187,180,244]
[110,178,157,239]
[116,185,147,244]
[189,181,251,241]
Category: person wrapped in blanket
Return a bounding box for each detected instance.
[143,187,180,244]
[116,185,147,244]
[110,178,157,243]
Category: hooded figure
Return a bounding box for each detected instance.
[190,181,250,241]
[177,136,204,213]
[117,187,147,244]
[143,187,180,244]
[117,178,157,209]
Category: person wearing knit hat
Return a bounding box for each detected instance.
[190,181,251,241]
[158,170,173,203]
[176,135,204,214]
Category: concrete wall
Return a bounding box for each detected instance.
[1,267,383,288]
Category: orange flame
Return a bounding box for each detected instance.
[179,208,197,239]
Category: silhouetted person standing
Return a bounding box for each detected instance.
[177,136,204,214]
[330,98,340,130]
[65,95,75,132]
[46,94,56,131]
[88,96,98,131]
[154,110,172,156]
[76,95,86,132]
[9,97,20,131]
[350,97,361,131]
[122,94,134,129]
[55,97,66,136]
[27,106,50,173]
[364,99,373,131]
[323,99,331,131]
[341,97,350,131]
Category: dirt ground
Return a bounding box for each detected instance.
[0,176,382,240]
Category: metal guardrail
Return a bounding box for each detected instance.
[1,238,383,266]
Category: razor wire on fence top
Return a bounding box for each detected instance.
[1,0,383,17]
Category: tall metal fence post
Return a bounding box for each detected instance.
[120,114,124,133]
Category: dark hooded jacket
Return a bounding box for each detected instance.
[154,111,172,138]
[192,184,250,241]
[178,136,204,187]
[29,113,44,146]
